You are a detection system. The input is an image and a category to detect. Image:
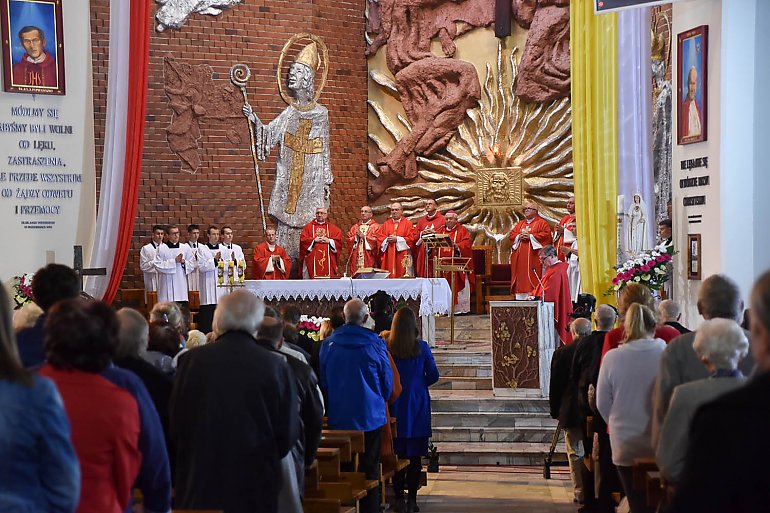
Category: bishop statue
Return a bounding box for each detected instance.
[243,40,332,271]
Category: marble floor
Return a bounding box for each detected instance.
[409,465,577,512]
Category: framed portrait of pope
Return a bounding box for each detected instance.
[677,25,708,145]
[0,0,65,95]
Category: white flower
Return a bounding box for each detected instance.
[642,274,651,281]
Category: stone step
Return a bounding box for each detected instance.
[431,426,556,444]
[434,441,567,466]
[430,396,550,413]
[431,411,557,428]
[432,351,492,366]
[437,364,492,378]
[433,376,493,390]
[435,315,490,329]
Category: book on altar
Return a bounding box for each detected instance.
[563,228,576,244]
[352,268,391,279]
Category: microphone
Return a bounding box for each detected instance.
[532,268,545,303]
[344,243,357,278]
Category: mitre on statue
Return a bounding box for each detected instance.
[296,42,320,71]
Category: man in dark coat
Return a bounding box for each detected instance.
[256,306,324,495]
[667,270,770,512]
[570,304,618,513]
[170,290,299,513]
[549,317,592,505]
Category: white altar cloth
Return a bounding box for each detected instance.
[244,278,452,317]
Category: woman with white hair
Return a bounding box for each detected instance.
[655,318,748,483]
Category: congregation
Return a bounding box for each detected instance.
[2,261,440,513]
[548,273,770,513]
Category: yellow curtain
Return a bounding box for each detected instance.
[571,0,618,302]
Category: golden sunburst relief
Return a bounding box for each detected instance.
[368,41,573,262]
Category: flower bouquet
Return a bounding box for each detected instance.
[11,273,34,310]
[609,244,674,293]
[298,315,327,342]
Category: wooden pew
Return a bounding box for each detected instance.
[646,470,663,509]
[303,498,356,513]
[316,447,342,481]
[320,435,353,464]
[321,429,365,468]
[632,456,658,491]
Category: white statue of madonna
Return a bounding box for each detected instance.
[626,193,650,256]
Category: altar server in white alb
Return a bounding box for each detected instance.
[220,225,247,281]
[140,225,165,301]
[185,223,202,291]
[195,226,222,334]
[155,225,196,304]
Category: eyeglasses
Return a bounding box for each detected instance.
[523,208,535,211]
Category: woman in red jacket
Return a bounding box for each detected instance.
[39,299,142,513]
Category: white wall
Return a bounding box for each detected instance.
[671,0,722,327]
[672,0,770,327]
[0,3,95,285]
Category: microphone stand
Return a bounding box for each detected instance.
[532,267,546,305]
[344,237,359,278]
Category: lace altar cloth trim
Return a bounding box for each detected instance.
[244,278,451,316]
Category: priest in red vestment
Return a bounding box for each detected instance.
[299,207,343,279]
[347,205,381,275]
[509,202,552,297]
[377,202,417,278]
[252,228,291,280]
[436,211,475,312]
[414,198,445,278]
[554,196,576,261]
[529,245,573,345]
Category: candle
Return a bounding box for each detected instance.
[617,194,625,214]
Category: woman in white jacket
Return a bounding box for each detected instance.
[597,302,666,513]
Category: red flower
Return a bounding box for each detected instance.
[612,277,619,285]
[641,265,650,272]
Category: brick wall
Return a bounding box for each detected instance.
[90,0,369,289]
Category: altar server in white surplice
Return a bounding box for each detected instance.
[140,225,165,301]
[185,223,202,291]
[561,221,581,303]
[220,226,247,278]
[196,226,223,334]
[155,225,195,304]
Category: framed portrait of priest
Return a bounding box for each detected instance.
[677,25,707,145]
[0,0,65,95]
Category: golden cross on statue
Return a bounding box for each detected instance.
[283,118,323,214]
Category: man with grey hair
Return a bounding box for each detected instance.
[320,298,393,513]
[114,309,174,434]
[652,274,755,448]
[549,316,592,504]
[658,299,690,334]
[656,318,748,483]
[171,290,299,513]
[570,304,618,513]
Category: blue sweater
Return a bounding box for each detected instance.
[320,323,393,431]
[102,364,172,513]
[0,375,80,512]
[391,340,440,438]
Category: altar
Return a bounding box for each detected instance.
[489,301,557,398]
[244,278,452,344]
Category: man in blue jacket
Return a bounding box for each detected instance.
[320,298,393,513]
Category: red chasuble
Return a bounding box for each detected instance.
[347,220,381,275]
[252,242,292,280]
[555,214,576,262]
[299,220,343,279]
[530,261,573,345]
[509,216,552,294]
[414,212,445,277]
[377,218,417,278]
[436,224,476,305]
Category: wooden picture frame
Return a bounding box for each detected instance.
[687,233,701,280]
[677,25,707,145]
[0,0,65,95]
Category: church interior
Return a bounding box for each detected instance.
[2,0,770,512]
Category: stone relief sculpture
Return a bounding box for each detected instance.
[511,0,571,104]
[651,13,672,222]
[242,34,332,267]
[163,56,244,174]
[365,0,495,199]
[155,0,243,32]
